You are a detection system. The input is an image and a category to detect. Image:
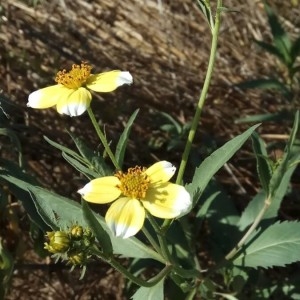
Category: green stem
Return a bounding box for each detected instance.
[146,213,173,263]
[205,195,271,277]
[91,247,171,287]
[87,107,120,170]
[225,196,271,261]
[141,227,162,255]
[176,0,222,185]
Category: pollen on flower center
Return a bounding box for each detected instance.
[55,62,92,89]
[115,166,150,199]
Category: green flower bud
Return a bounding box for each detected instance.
[45,231,70,254]
[70,225,84,239]
[68,251,86,266]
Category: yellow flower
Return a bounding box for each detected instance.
[27,62,133,117]
[78,161,192,239]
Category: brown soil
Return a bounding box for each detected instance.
[0,0,299,299]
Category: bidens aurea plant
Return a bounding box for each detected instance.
[27,62,132,116]
[3,1,300,299]
[78,161,191,238]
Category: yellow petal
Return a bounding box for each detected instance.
[105,197,145,238]
[27,84,69,109]
[142,183,191,219]
[145,161,176,184]
[86,70,133,92]
[78,176,121,204]
[56,87,92,116]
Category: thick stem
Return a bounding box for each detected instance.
[87,107,120,170]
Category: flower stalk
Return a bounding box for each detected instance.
[87,106,120,170]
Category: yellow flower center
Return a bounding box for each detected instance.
[55,62,92,89]
[115,166,150,199]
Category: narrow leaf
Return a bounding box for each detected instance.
[253,40,285,62]
[264,3,292,65]
[239,149,300,230]
[44,135,85,163]
[115,109,139,168]
[291,36,300,63]
[236,78,290,95]
[269,111,299,197]
[186,124,260,205]
[234,221,300,268]
[251,132,272,193]
[131,279,164,300]
[62,152,99,179]
[196,0,214,31]
[82,200,113,255]
[68,132,111,177]
[235,111,292,124]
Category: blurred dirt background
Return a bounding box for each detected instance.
[0,0,300,299]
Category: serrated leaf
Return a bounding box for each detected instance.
[82,200,113,255]
[251,132,272,193]
[264,3,292,66]
[234,221,300,268]
[186,124,260,205]
[115,109,139,168]
[131,279,164,300]
[1,175,163,261]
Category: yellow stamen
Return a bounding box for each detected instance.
[55,62,92,89]
[115,166,150,199]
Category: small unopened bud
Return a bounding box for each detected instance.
[68,251,86,266]
[70,225,84,239]
[44,231,70,254]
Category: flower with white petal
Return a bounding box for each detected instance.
[27,62,133,117]
[78,161,192,239]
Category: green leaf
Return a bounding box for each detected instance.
[1,175,163,261]
[0,239,14,299]
[238,147,300,231]
[269,111,299,198]
[186,124,260,205]
[264,3,292,66]
[235,111,292,124]
[81,200,113,255]
[0,128,23,167]
[115,109,139,168]
[291,36,300,63]
[253,40,285,62]
[233,221,300,268]
[68,132,111,177]
[131,279,164,300]
[196,0,214,31]
[251,132,272,193]
[236,78,291,96]
[62,152,99,179]
[0,160,48,231]
[44,135,85,163]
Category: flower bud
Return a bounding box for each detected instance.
[44,231,70,253]
[70,225,84,239]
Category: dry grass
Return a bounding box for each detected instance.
[0,0,300,298]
